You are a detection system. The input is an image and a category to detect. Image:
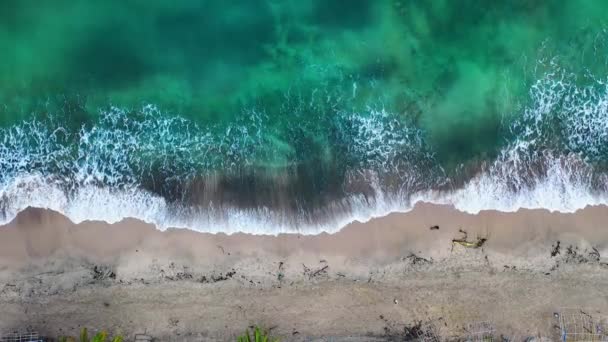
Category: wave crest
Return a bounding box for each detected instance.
[1,71,608,233]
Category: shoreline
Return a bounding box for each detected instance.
[2,168,607,236]
[2,203,608,340]
[3,202,608,264]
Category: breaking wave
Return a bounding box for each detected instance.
[440,70,608,213]
[1,70,608,234]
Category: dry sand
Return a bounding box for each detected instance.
[1,203,608,341]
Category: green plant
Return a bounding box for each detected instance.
[59,328,122,342]
[237,326,279,342]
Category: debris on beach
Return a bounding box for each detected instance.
[161,262,193,281]
[195,269,237,284]
[303,262,329,280]
[379,316,441,342]
[91,265,116,281]
[551,241,561,257]
[589,247,601,262]
[430,225,440,230]
[404,253,433,266]
[216,245,230,255]
[276,261,285,287]
[503,265,517,271]
[563,245,600,264]
[212,270,237,282]
[549,244,604,273]
[451,229,487,250]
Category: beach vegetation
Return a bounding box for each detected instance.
[58,328,123,342]
[237,326,279,342]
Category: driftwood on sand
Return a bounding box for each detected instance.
[452,229,487,250]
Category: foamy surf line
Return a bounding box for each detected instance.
[1,69,608,234]
[1,156,607,235]
[0,173,406,234]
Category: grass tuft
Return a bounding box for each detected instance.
[59,328,122,342]
[237,326,279,342]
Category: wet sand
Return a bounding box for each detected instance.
[2,203,608,340]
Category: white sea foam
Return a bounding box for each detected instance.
[432,71,608,214]
[441,152,608,214]
[0,172,410,234]
[1,72,608,234]
[0,156,605,234]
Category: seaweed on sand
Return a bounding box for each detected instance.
[452,229,487,251]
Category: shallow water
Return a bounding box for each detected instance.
[1,1,608,233]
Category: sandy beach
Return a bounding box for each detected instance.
[1,203,608,340]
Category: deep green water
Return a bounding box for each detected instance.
[1,1,608,232]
